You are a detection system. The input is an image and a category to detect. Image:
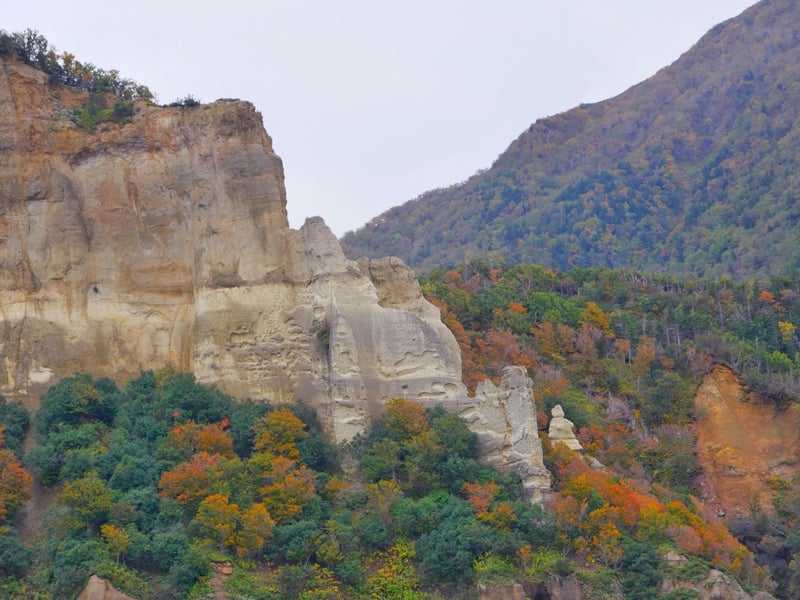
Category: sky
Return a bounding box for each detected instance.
[5,1,757,236]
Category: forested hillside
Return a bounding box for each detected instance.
[1,262,798,598]
[342,0,800,279]
[418,259,800,597]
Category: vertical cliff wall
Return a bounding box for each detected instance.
[0,55,466,438]
[0,55,549,499]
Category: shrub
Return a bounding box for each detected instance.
[525,549,573,582]
[35,373,119,435]
[473,552,516,585]
[170,95,201,107]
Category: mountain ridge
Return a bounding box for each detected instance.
[342,0,800,279]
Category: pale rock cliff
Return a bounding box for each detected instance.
[461,367,551,502]
[0,54,551,494]
[0,55,465,441]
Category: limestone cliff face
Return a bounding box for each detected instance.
[0,55,465,441]
[1,56,288,396]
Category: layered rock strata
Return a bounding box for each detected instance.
[0,55,550,497]
[0,55,465,440]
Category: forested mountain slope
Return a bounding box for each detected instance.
[342,0,800,279]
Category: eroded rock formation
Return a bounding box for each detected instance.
[0,55,551,495]
[548,404,582,451]
[0,55,465,441]
[76,575,137,600]
[461,367,551,502]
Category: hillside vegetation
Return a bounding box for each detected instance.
[419,259,800,597]
[342,0,800,280]
[0,262,798,598]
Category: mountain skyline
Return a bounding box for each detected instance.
[4,0,754,236]
[342,0,800,280]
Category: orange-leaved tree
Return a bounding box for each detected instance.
[462,481,516,531]
[157,419,235,466]
[253,407,307,459]
[255,455,316,523]
[0,427,33,522]
[158,451,225,511]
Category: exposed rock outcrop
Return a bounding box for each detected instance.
[477,576,584,600]
[548,404,582,451]
[694,365,800,515]
[662,568,775,600]
[461,367,551,502]
[77,575,136,600]
[0,54,465,441]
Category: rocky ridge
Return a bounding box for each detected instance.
[0,54,549,498]
[461,367,551,502]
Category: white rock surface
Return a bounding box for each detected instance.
[548,404,583,451]
[461,366,551,502]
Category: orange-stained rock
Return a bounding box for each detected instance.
[694,365,800,515]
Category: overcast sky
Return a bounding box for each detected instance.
[6,1,756,236]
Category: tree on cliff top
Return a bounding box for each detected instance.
[0,29,153,101]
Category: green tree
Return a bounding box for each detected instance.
[151,531,190,571]
[35,374,119,435]
[0,397,29,457]
[159,372,232,424]
[0,528,31,577]
[58,472,114,532]
[620,539,662,600]
[415,496,495,583]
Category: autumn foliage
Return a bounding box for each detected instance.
[158,451,225,510]
[548,448,755,573]
[0,428,32,522]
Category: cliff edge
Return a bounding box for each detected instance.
[0,54,549,499]
[0,54,464,441]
